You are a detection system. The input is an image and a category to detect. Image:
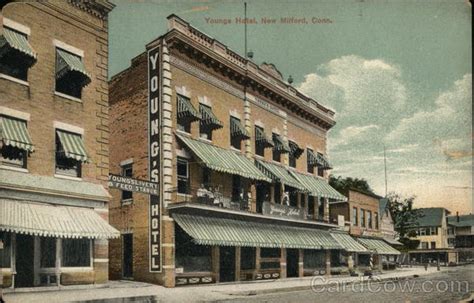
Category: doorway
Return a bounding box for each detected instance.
[219,246,235,282]
[15,234,35,287]
[286,248,299,278]
[122,233,133,279]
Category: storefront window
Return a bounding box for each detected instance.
[240,247,256,270]
[62,239,91,267]
[260,248,280,258]
[40,237,56,268]
[303,250,325,268]
[0,232,11,268]
[352,207,358,226]
[176,226,212,272]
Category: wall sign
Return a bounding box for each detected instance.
[148,45,161,273]
[262,201,305,219]
[108,174,159,195]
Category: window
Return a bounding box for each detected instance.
[447,227,454,235]
[308,196,315,217]
[260,248,280,258]
[55,131,83,177]
[199,104,214,140]
[176,95,195,133]
[40,237,56,268]
[232,175,241,202]
[230,116,248,150]
[318,198,325,220]
[374,212,379,229]
[304,249,325,268]
[121,163,133,202]
[0,116,32,169]
[255,126,265,157]
[352,207,358,226]
[177,157,189,194]
[0,27,35,81]
[419,228,427,236]
[448,238,455,247]
[274,183,281,204]
[307,149,315,174]
[62,239,91,267]
[420,242,429,249]
[367,210,372,229]
[360,209,366,227]
[272,146,280,162]
[429,227,438,235]
[0,232,11,268]
[55,48,90,99]
[202,166,211,187]
[176,225,212,272]
[1,144,27,168]
[240,247,256,270]
[288,187,298,207]
[430,241,436,249]
[317,166,324,177]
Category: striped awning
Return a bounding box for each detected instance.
[0,27,36,59]
[176,134,270,182]
[289,171,347,201]
[331,232,368,252]
[173,213,342,249]
[357,237,401,255]
[0,116,34,152]
[230,116,250,139]
[289,141,304,159]
[56,48,91,87]
[383,237,403,246]
[255,127,274,148]
[272,133,290,153]
[307,149,319,166]
[0,199,119,239]
[255,159,305,191]
[199,104,223,129]
[177,95,200,121]
[56,130,88,162]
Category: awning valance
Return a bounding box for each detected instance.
[176,134,270,182]
[56,130,88,162]
[177,95,201,121]
[331,232,368,253]
[255,127,274,148]
[199,104,223,129]
[272,133,290,153]
[230,116,250,139]
[0,199,119,239]
[289,141,304,159]
[0,27,36,60]
[357,238,401,255]
[173,213,342,249]
[0,116,34,152]
[56,48,91,87]
[289,171,347,201]
[255,159,305,191]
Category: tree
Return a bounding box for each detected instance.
[386,192,423,241]
[329,175,374,195]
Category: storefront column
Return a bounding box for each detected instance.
[255,247,261,274]
[11,234,16,288]
[280,183,285,204]
[56,238,61,286]
[324,198,330,222]
[377,255,383,271]
[298,249,304,277]
[314,196,319,219]
[325,250,331,276]
[348,253,354,270]
[235,247,241,281]
[280,248,287,279]
[212,246,220,282]
[297,193,301,208]
[250,184,256,212]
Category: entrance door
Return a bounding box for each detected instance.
[286,248,299,278]
[122,233,133,279]
[256,182,268,214]
[15,234,35,287]
[219,246,235,282]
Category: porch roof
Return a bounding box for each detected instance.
[356,237,401,255]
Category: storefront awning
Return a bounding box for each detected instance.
[272,133,290,153]
[0,116,34,152]
[0,199,119,239]
[255,159,305,191]
[56,130,89,162]
[230,116,250,139]
[330,232,368,253]
[173,213,342,249]
[356,238,401,255]
[176,134,271,182]
[289,171,347,201]
[383,237,403,246]
[199,104,223,129]
[0,27,36,59]
[56,48,91,87]
[255,127,274,148]
[177,95,200,121]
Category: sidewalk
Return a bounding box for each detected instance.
[2,267,445,303]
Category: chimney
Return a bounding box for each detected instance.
[457,211,459,222]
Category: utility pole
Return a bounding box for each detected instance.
[384,145,388,197]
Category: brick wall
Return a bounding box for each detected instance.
[347,190,381,236]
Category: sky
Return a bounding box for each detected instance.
[109,0,472,214]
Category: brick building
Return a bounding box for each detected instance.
[0,1,118,288]
[107,15,373,287]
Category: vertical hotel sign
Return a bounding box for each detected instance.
[148,45,161,272]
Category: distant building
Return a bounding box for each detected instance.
[379,198,397,240]
[447,214,474,263]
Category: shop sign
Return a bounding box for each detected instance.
[262,202,305,219]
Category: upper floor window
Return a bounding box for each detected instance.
[199,104,222,141]
[307,148,317,174]
[55,129,88,178]
[367,210,372,229]
[0,26,36,81]
[177,94,200,133]
[177,157,189,194]
[0,115,34,169]
[202,166,211,187]
[288,141,303,168]
[360,209,366,227]
[230,116,249,150]
[374,212,379,229]
[121,163,133,203]
[352,207,358,226]
[255,126,273,157]
[231,174,241,202]
[55,48,91,99]
[272,133,289,162]
[318,197,325,220]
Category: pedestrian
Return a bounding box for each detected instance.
[424,262,428,271]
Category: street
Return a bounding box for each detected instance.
[221,265,474,303]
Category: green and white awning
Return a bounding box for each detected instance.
[357,238,401,255]
[316,153,332,169]
[230,116,250,139]
[0,27,36,60]
[56,130,88,162]
[289,171,347,201]
[255,127,274,148]
[177,95,200,121]
[176,134,270,182]
[272,133,290,153]
[199,104,223,129]
[56,48,91,87]
[289,141,304,159]
[255,159,305,191]
[331,232,368,253]
[173,213,342,249]
[0,116,34,152]
[307,149,319,166]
